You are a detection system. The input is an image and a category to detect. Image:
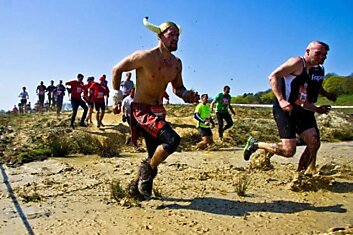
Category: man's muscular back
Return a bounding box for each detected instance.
[134,48,182,105]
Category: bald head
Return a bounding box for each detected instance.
[305,41,329,66]
[307,41,330,51]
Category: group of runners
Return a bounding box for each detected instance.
[110,17,335,200]
[14,71,137,131]
[13,17,336,200]
[193,85,236,150]
[62,74,112,128]
[16,80,66,114]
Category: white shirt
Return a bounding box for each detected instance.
[121,95,133,116]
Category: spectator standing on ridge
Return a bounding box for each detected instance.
[122,87,135,144]
[114,72,134,114]
[121,72,135,99]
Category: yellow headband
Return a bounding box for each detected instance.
[143,17,181,34]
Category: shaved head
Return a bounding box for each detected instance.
[307,41,330,51]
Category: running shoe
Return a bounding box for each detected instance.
[137,160,158,197]
[79,122,88,127]
[127,179,145,201]
[243,136,258,161]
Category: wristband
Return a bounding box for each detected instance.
[182,90,190,102]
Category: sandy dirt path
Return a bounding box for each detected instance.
[1,141,352,235]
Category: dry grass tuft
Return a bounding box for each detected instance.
[110,180,126,201]
[153,186,163,197]
[97,137,120,158]
[19,183,41,203]
[234,173,251,196]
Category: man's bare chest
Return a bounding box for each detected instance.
[146,63,179,82]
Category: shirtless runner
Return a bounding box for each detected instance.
[112,17,199,198]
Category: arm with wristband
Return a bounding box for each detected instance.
[171,60,199,103]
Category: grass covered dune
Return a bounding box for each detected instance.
[1,105,352,166]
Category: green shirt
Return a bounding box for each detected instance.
[213,93,232,113]
[195,103,211,128]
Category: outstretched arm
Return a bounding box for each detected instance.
[194,112,205,123]
[302,101,331,114]
[171,59,199,103]
[112,51,143,90]
[210,99,215,111]
[319,87,337,102]
[229,102,235,115]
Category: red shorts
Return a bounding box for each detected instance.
[131,103,167,145]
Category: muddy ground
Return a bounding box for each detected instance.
[0,106,352,235]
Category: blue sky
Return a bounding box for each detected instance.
[1,0,352,111]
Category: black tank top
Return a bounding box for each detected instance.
[307,65,325,103]
[274,57,309,107]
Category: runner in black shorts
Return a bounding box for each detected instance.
[199,127,212,137]
[94,102,105,112]
[83,77,95,124]
[296,64,336,174]
[36,81,46,111]
[89,76,109,128]
[243,41,332,176]
[46,80,56,109]
[194,94,214,149]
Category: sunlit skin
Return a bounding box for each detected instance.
[269,41,328,113]
[298,42,336,174]
[254,42,330,176]
[113,25,198,106]
[112,24,199,170]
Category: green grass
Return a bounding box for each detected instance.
[317,93,353,106]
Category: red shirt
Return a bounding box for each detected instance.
[37,85,46,95]
[66,80,84,100]
[89,82,109,103]
[83,81,94,100]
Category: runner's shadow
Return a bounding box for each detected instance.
[0,164,35,235]
[331,181,353,193]
[158,197,346,216]
[171,123,197,129]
